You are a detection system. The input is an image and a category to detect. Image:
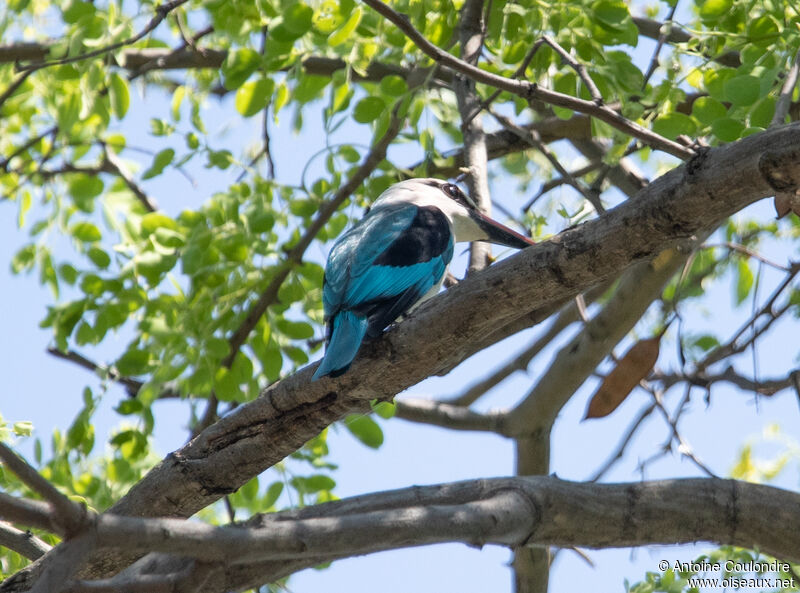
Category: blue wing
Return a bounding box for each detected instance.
[313,203,454,380]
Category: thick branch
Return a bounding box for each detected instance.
[41,477,800,592]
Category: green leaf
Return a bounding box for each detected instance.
[142,148,175,180]
[651,112,696,140]
[206,336,231,359]
[698,0,732,21]
[353,96,385,123]
[108,72,130,119]
[747,15,780,47]
[371,400,395,419]
[214,367,242,402]
[344,414,383,449]
[724,75,761,107]
[141,212,179,236]
[68,174,104,205]
[116,399,143,415]
[71,221,102,242]
[235,78,274,117]
[735,258,754,305]
[277,319,314,339]
[691,96,727,126]
[328,5,361,46]
[379,74,408,97]
[221,48,261,90]
[692,334,720,352]
[13,421,33,437]
[239,476,259,501]
[116,349,151,376]
[592,0,629,26]
[749,97,776,128]
[87,247,111,269]
[11,244,37,274]
[711,117,745,142]
[283,3,313,36]
[263,481,284,507]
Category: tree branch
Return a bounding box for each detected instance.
[0,443,89,537]
[0,521,51,560]
[0,493,59,534]
[28,477,800,592]
[771,48,800,127]
[394,398,509,434]
[455,0,494,274]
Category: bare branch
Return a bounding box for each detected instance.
[0,443,89,536]
[507,246,694,437]
[589,403,657,482]
[0,493,58,534]
[0,521,51,560]
[394,398,509,434]
[653,366,800,397]
[772,48,800,127]
[46,347,181,399]
[641,4,679,89]
[539,35,602,104]
[455,0,494,273]
[698,263,800,370]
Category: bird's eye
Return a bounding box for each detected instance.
[442,184,461,199]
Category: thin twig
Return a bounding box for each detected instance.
[589,403,657,482]
[698,264,799,370]
[0,126,58,173]
[702,242,791,272]
[489,108,605,213]
[540,35,602,104]
[771,48,800,127]
[641,3,679,89]
[0,70,34,113]
[394,398,509,435]
[103,146,159,212]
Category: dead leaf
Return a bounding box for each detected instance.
[584,337,661,420]
[774,190,800,219]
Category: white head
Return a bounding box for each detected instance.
[373,178,534,247]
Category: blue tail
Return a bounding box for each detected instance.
[312,310,369,380]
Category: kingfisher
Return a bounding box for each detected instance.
[312,178,534,380]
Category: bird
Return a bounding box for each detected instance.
[312,178,534,380]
